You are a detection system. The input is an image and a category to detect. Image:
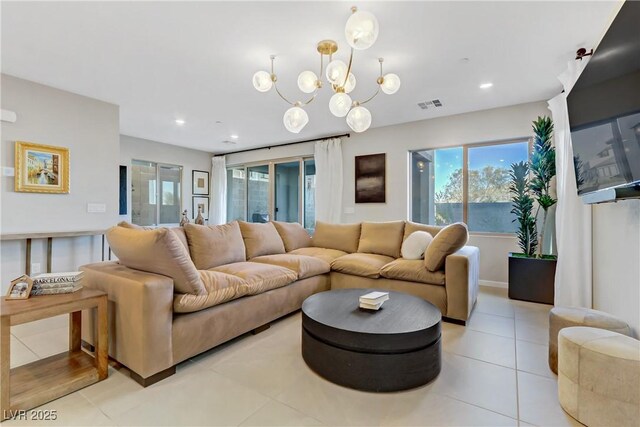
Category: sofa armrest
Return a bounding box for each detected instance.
[80,261,174,379]
[444,246,480,323]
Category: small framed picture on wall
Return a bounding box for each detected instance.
[192,170,210,195]
[192,196,209,220]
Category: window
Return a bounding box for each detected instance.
[410,139,530,233]
[226,157,315,231]
[132,160,182,226]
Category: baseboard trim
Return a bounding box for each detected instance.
[479,280,508,289]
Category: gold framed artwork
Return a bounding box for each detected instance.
[14,141,70,193]
[6,275,33,300]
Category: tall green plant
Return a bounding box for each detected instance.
[509,161,537,257]
[530,116,556,257]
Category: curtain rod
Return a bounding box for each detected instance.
[214,133,350,157]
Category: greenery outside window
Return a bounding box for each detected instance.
[410,139,530,233]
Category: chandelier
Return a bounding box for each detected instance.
[252,6,401,134]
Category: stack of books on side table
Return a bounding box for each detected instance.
[30,271,84,295]
[359,291,389,310]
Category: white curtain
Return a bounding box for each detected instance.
[314,138,343,223]
[548,59,592,308]
[209,156,227,225]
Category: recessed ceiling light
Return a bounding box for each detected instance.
[479,83,493,89]
[175,119,185,125]
[230,134,239,139]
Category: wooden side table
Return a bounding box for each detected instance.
[1,289,108,420]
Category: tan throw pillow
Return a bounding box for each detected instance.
[272,221,312,252]
[238,221,286,259]
[106,226,205,295]
[357,221,405,258]
[312,221,361,253]
[184,222,246,270]
[424,222,469,272]
[117,221,153,230]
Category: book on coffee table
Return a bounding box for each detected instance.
[359,291,389,310]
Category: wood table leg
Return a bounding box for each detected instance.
[95,297,108,380]
[69,311,81,352]
[1,316,11,420]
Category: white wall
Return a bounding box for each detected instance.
[592,199,640,337]
[1,74,120,291]
[119,135,213,223]
[226,101,549,285]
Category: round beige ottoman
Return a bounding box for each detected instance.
[558,327,640,427]
[549,307,631,374]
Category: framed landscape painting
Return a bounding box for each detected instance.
[355,153,386,203]
[192,170,210,195]
[192,196,209,220]
[15,141,70,193]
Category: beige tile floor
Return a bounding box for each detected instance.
[3,287,580,427]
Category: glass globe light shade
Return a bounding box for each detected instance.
[325,60,348,85]
[346,106,372,133]
[344,73,357,94]
[283,106,309,133]
[344,11,379,50]
[252,71,273,92]
[380,73,401,95]
[297,70,318,94]
[329,93,352,117]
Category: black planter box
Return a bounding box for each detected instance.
[508,253,557,305]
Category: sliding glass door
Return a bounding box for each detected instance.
[131,160,182,226]
[226,157,315,230]
[274,161,300,223]
[247,165,270,223]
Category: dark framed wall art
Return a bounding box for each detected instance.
[355,153,386,203]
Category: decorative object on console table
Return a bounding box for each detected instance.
[192,196,209,221]
[180,209,190,227]
[6,275,33,300]
[508,116,557,304]
[14,141,70,194]
[192,170,209,196]
[195,207,205,225]
[355,153,386,203]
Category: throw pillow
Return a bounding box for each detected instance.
[106,226,205,295]
[424,222,469,272]
[357,221,405,258]
[312,221,361,253]
[184,222,246,270]
[238,221,286,259]
[272,221,312,252]
[401,231,433,260]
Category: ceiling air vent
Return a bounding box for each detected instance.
[417,99,443,110]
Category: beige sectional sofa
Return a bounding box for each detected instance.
[81,220,479,386]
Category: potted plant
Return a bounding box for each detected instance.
[508,116,557,304]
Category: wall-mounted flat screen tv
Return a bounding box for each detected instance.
[567,1,640,201]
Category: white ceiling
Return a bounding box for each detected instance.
[1,1,621,153]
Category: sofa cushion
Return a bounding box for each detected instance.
[116,221,190,252]
[173,271,249,313]
[251,254,330,279]
[273,221,312,252]
[106,226,205,295]
[239,221,286,259]
[331,253,395,279]
[424,222,469,272]
[401,231,433,260]
[312,221,361,253]
[403,221,442,241]
[357,221,405,258]
[288,247,348,264]
[212,262,297,295]
[380,259,445,285]
[184,222,246,270]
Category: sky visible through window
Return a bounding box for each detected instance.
[435,142,528,193]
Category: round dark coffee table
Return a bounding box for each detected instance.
[301,288,441,392]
